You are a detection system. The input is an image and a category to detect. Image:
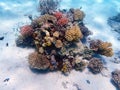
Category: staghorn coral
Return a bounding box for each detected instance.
[88,58,104,74]
[90,40,113,57]
[57,17,69,26]
[73,9,85,21]
[111,69,120,89]
[28,52,50,70]
[20,25,33,36]
[65,24,83,41]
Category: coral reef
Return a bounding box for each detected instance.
[88,58,104,74]
[20,25,33,37]
[74,59,88,71]
[16,0,114,75]
[73,9,85,21]
[65,24,83,41]
[90,39,113,57]
[28,52,50,70]
[111,70,120,89]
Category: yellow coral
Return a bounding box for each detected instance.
[65,24,83,41]
[73,9,85,21]
[53,31,60,38]
[99,42,113,57]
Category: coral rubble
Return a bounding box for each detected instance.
[16,0,114,74]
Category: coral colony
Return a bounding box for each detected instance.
[16,0,114,75]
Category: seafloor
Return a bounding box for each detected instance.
[0,0,120,90]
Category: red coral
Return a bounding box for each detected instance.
[20,25,33,36]
[57,17,69,26]
[53,11,63,19]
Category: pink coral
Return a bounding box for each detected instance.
[20,25,33,36]
[53,11,63,19]
[57,17,69,26]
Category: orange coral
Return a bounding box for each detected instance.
[57,17,69,26]
[20,25,33,36]
[55,40,63,48]
[65,24,83,41]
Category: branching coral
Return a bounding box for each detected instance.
[65,24,83,41]
[88,58,104,74]
[28,52,50,70]
[111,69,120,89]
[73,9,85,21]
[90,40,113,57]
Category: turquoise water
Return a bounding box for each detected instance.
[0,0,120,90]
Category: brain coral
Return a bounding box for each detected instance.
[28,52,50,70]
[65,24,83,41]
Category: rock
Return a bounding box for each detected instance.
[111,70,120,89]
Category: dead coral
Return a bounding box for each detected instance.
[111,69,120,89]
[28,52,50,70]
[90,40,113,57]
[88,58,104,74]
[73,9,85,21]
[65,24,83,41]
